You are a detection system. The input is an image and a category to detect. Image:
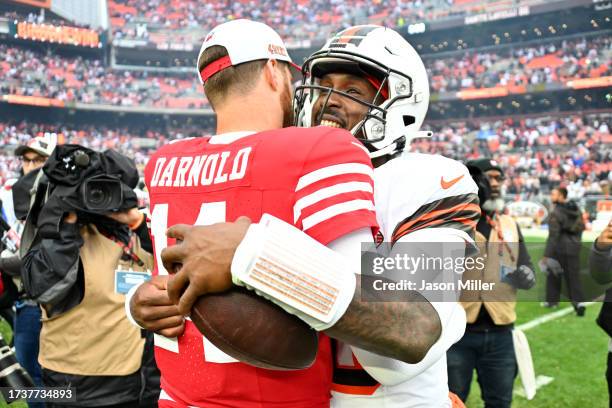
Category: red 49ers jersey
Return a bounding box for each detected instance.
[144,127,378,408]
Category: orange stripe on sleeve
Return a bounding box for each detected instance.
[331,383,381,396]
[393,203,480,240]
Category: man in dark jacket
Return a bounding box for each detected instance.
[543,186,586,315]
[590,220,612,407]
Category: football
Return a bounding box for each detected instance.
[190,286,319,370]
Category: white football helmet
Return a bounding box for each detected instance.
[294,25,432,159]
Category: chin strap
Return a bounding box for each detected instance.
[367,130,433,159]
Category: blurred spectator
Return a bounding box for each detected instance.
[449,159,536,408]
[543,187,586,314]
[590,220,612,407]
[2,10,94,29]
[0,133,57,408]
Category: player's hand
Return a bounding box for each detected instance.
[130,275,185,337]
[163,216,252,315]
[595,220,612,250]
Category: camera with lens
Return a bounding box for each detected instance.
[81,174,124,212]
[28,145,140,239]
[0,334,34,392]
[53,148,127,213]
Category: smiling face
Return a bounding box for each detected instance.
[311,72,380,133]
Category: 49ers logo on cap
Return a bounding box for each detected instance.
[268,44,288,57]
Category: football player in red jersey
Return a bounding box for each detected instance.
[128,19,441,408]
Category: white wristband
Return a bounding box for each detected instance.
[231,214,356,331]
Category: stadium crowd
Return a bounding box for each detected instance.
[0,44,206,109]
[108,0,508,44]
[1,35,608,109]
[415,113,611,200]
[0,121,204,185]
[2,113,609,201]
[428,36,611,92]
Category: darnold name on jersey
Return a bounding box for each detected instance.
[149,146,252,188]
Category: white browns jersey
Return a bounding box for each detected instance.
[374,152,479,246]
[331,152,480,408]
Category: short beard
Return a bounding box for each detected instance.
[482,198,505,213]
[281,81,294,128]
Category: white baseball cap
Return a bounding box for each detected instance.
[14,133,57,157]
[197,19,300,84]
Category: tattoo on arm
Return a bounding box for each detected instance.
[325,275,441,364]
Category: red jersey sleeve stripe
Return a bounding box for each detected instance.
[293,181,373,223]
[302,199,375,231]
[296,163,374,191]
[306,210,378,246]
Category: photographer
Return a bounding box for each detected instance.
[21,146,159,407]
[0,133,56,408]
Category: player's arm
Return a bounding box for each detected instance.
[322,228,442,364]
[125,151,185,336]
[164,218,441,364]
[347,165,480,385]
[349,227,471,385]
[164,129,438,363]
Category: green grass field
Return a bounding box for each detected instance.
[466,232,609,408]
[0,232,608,407]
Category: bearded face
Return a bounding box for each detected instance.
[278,64,294,128]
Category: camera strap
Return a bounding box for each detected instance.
[102,231,145,268]
[486,212,516,263]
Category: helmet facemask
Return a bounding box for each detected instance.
[294,50,417,158]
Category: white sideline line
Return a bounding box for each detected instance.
[516,302,596,332]
[511,303,597,399]
[514,375,555,397]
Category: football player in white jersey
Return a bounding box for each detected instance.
[293,25,480,408]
